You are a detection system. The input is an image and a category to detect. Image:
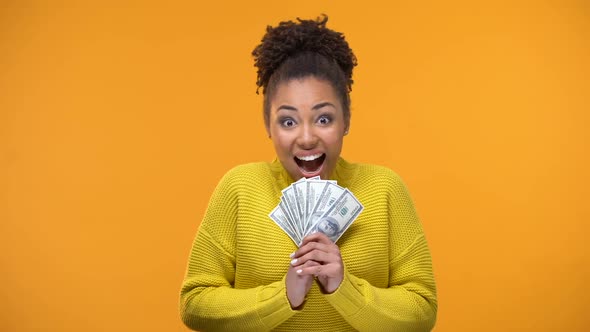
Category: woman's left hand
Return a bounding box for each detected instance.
[290,232,344,294]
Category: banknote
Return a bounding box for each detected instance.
[291,180,307,227]
[269,204,299,244]
[280,186,299,236]
[305,182,345,235]
[306,189,364,243]
[305,180,329,223]
[269,177,362,245]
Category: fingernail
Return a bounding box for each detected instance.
[290,258,298,265]
[290,252,295,258]
[296,269,302,274]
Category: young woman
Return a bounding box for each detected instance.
[180,15,437,331]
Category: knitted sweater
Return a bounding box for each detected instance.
[180,158,437,331]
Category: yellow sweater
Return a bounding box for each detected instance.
[180,158,437,331]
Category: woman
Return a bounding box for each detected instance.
[180,15,437,331]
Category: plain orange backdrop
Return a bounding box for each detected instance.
[1,1,589,331]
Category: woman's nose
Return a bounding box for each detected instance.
[296,124,318,149]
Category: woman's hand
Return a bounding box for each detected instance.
[291,232,344,294]
[285,259,319,309]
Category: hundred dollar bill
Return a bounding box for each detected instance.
[269,203,300,244]
[305,182,345,235]
[281,186,301,234]
[300,173,322,225]
[304,180,329,231]
[307,189,364,243]
[291,180,307,229]
[279,198,301,241]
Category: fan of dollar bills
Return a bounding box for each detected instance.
[269,176,364,246]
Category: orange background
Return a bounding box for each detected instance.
[1,1,588,331]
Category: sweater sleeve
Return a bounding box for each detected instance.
[179,169,297,331]
[324,170,438,331]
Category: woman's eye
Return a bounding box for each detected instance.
[318,115,331,125]
[281,118,296,127]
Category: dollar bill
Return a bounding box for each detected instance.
[269,204,299,244]
[305,180,328,220]
[291,180,307,228]
[269,177,363,246]
[305,181,345,235]
[306,189,364,243]
[280,186,300,237]
[282,200,303,239]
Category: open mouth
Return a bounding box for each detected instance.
[294,153,326,176]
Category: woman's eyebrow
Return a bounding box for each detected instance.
[277,105,298,112]
[312,102,336,110]
[276,102,335,112]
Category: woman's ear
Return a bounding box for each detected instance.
[344,116,350,135]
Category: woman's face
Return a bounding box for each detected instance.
[268,76,348,181]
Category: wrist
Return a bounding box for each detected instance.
[317,277,343,294]
[286,291,306,309]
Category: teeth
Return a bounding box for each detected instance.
[296,153,323,161]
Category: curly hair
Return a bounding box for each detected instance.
[252,15,358,129]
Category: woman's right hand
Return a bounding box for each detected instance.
[285,259,318,309]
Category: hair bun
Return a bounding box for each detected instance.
[252,14,357,94]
